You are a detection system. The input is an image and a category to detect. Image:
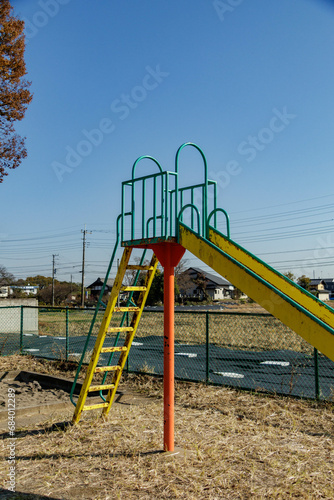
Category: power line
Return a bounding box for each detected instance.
[229,193,334,216]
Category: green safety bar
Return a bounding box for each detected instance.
[175,142,209,238]
[121,142,218,245]
[131,156,163,241]
[207,208,230,239]
[176,203,201,242]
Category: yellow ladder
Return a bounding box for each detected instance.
[72,247,158,423]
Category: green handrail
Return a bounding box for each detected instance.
[131,155,163,179]
[177,204,201,235]
[175,143,209,238]
[121,143,215,245]
[131,156,163,241]
[207,208,230,239]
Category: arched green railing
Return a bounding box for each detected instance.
[121,142,220,245]
[207,208,230,239]
[175,142,209,238]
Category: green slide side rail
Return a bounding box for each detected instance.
[178,222,334,363]
[207,225,334,331]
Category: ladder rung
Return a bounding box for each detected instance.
[83,402,109,411]
[127,265,154,271]
[95,365,121,373]
[114,307,140,312]
[101,346,127,353]
[121,286,147,292]
[107,327,134,333]
[88,383,115,392]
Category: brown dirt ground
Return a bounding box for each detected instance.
[0,374,69,410]
[1,355,334,499]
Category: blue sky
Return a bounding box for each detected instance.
[1,0,334,285]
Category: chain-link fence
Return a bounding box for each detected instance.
[1,305,333,401]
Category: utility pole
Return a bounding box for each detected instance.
[81,225,92,308]
[52,254,58,306]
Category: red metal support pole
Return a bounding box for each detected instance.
[163,246,174,451]
[153,242,185,452]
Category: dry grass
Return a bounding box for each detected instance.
[0,353,85,380]
[1,355,334,499]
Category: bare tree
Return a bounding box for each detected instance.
[0,265,15,285]
[193,271,209,301]
[175,259,193,301]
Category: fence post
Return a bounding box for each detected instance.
[66,307,69,361]
[206,311,210,383]
[19,306,24,354]
[314,347,320,400]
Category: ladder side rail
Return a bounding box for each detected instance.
[72,247,133,423]
[102,254,159,417]
[99,249,149,400]
[70,214,122,406]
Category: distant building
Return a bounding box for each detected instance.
[309,279,332,301]
[9,285,39,296]
[322,278,334,298]
[0,286,9,298]
[87,277,115,297]
[179,267,244,300]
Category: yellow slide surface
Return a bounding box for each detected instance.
[178,223,334,363]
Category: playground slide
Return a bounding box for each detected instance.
[178,223,334,363]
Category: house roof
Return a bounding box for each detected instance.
[310,278,334,285]
[87,277,114,289]
[322,278,334,285]
[186,267,232,287]
[310,279,325,286]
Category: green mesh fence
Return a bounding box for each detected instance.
[1,306,333,401]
